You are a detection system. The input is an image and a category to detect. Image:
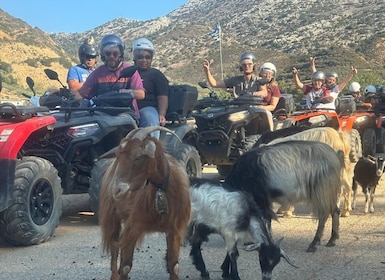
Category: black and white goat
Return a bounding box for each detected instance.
[188,177,296,280]
[352,155,385,214]
[225,140,345,253]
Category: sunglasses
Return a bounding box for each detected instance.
[84,55,97,59]
[137,55,152,60]
[242,63,253,67]
[104,51,121,57]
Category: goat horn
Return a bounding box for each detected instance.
[128,126,182,143]
[280,248,298,268]
[124,128,143,139]
[99,147,118,159]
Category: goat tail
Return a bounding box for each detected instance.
[309,150,344,219]
[337,150,345,170]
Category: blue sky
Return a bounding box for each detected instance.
[1,0,189,33]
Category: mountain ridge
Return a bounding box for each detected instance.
[1,0,385,101]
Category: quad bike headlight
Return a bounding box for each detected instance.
[355,116,367,123]
[228,110,250,122]
[67,123,100,138]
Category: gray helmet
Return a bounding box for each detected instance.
[326,71,338,79]
[364,85,376,97]
[311,71,325,81]
[78,37,98,62]
[132,38,155,57]
[100,34,125,62]
[239,52,256,63]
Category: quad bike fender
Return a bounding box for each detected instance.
[161,123,196,152]
[0,116,56,159]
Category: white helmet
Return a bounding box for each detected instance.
[364,85,376,96]
[259,62,277,76]
[132,38,155,57]
[349,82,361,92]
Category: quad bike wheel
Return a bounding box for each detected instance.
[361,128,376,156]
[349,129,362,162]
[175,143,202,178]
[89,158,114,220]
[0,156,62,246]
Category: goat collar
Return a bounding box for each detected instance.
[146,157,170,191]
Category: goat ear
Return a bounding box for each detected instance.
[143,141,156,158]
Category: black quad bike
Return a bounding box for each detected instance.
[192,81,272,176]
[88,82,202,217]
[0,67,141,246]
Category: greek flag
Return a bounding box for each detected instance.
[208,24,221,44]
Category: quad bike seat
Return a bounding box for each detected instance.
[0,102,50,122]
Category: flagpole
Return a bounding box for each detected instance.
[208,23,223,80]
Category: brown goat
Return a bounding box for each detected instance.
[98,127,191,280]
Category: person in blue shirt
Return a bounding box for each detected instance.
[67,37,98,91]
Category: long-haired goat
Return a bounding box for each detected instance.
[188,177,297,280]
[98,127,191,280]
[266,127,359,217]
[225,140,345,252]
[352,155,385,214]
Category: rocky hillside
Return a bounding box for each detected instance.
[2,0,385,100]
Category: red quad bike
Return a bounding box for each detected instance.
[272,95,363,161]
[0,67,143,246]
[335,95,385,156]
[273,96,341,130]
[0,74,61,246]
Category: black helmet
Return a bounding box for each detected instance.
[78,37,98,63]
[100,34,125,62]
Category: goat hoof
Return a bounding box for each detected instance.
[122,265,131,276]
[341,211,350,217]
[283,212,293,218]
[200,271,210,279]
[326,241,336,247]
[306,245,317,253]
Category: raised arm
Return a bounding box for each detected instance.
[338,67,358,92]
[203,59,226,88]
[309,57,316,73]
[292,67,304,90]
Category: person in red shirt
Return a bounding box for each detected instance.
[292,68,332,109]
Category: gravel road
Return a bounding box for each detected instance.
[1,166,385,280]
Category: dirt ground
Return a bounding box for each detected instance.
[0,166,385,280]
